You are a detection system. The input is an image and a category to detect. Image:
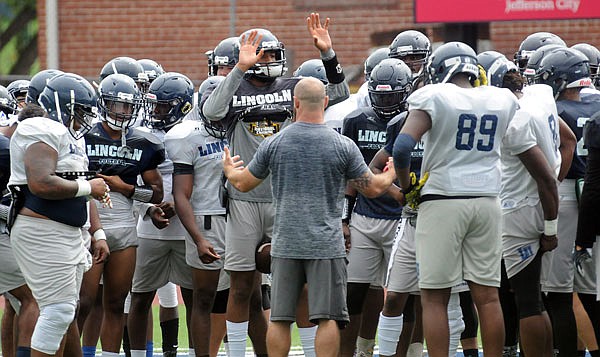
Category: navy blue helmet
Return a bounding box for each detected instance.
[146,72,194,131]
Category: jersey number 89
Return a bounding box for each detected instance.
[455,114,498,152]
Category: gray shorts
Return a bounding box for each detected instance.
[132,239,193,292]
[225,199,273,272]
[105,226,138,252]
[185,215,226,271]
[416,197,502,289]
[346,214,398,286]
[0,233,26,294]
[574,247,597,295]
[270,257,349,325]
[11,215,90,307]
[502,204,542,279]
[541,198,577,293]
[386,216,419,294]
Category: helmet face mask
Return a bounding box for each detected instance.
[38,73,98,140]
[368,58,413,120]
[388,30,431,76]
[146,72,194,131]
[240,29,287,81]
[515,32,566,73]
[98,74,143,131]
[0,86,18,116]
[208,37,240,77]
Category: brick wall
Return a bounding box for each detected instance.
[37,0,600,84]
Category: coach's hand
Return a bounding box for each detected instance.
[539,233,558,253]
[342,222,351,253]
[196,238,221,264]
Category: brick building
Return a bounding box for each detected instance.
[36,0,600,85]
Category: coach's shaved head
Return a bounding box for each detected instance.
[293,77,328,123]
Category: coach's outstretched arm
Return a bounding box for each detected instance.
[348,158,397,198]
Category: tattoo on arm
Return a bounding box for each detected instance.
[349,172,372,191]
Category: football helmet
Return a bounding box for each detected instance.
[198,76,227,139]
[514,32,565,73]
[388,30,431,75]
[535,47,591,99]
[477,51,518,87]
[364,48,390,81]
[427,42,479,84]
[146,72,194,131]
[137,58,165,93]
[293,59,328,84]
[26,69,64,104]
[207,37,240,77]
[38,73,98,139]
[239,28,286,81]
[0,85,18,116]
[368,58,413,120]
[99,57,149,86]
[7,79,30,106]
[571,43,600,87]
[97,73,143,130]
[522,44,564,84]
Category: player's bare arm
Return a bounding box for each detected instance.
[25,142,108,200]
[172,172,220,263]
[557,117,576,182]
[307,12,332,52]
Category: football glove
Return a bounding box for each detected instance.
[573,247,592,276]
[473,64,488,87]
[403,171,429,210]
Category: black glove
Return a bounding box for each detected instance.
[573,247,592,276]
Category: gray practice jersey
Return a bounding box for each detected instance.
[202,66,349,203]
[164,120,227,215]
[248,122,368,259]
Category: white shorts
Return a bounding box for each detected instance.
[502,204,542,279]
[11,215,91,307]
[346,213,398,286]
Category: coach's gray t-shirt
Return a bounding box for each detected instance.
[248,122,368,259]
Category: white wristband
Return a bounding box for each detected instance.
[93,229,107,241]
[544,219,558,236]
[75,179,92,197]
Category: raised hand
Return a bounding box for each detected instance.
[237,30,265,72]
[307,12,332,53]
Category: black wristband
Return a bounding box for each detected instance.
[342,194,356,223]
[323,55,345,84]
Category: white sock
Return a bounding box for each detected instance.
[298,325,317,357]
[447,293,465,356]
[226,320,248,357]
[377,312,403,356]
[356,336,375,357]
[188,348,195,356]
[101,352,120,357]
[406,342,423,357]
[131,351,146,357]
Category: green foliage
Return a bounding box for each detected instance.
[0,0,38,76]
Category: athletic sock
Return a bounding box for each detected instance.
[146,341,154,357]
[188,347,195,356]
[82,345,96,357]
[161,318,179,353]
[298,325,317,357]
[463,348,479,357]
[377,313,403,356]
[16,346,31,357]
[102,352,120,357]
[131,351,146,357]
[226,320,248,357]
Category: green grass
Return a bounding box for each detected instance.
[0,303,302,354]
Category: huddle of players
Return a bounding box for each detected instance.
[0,15,599,357]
